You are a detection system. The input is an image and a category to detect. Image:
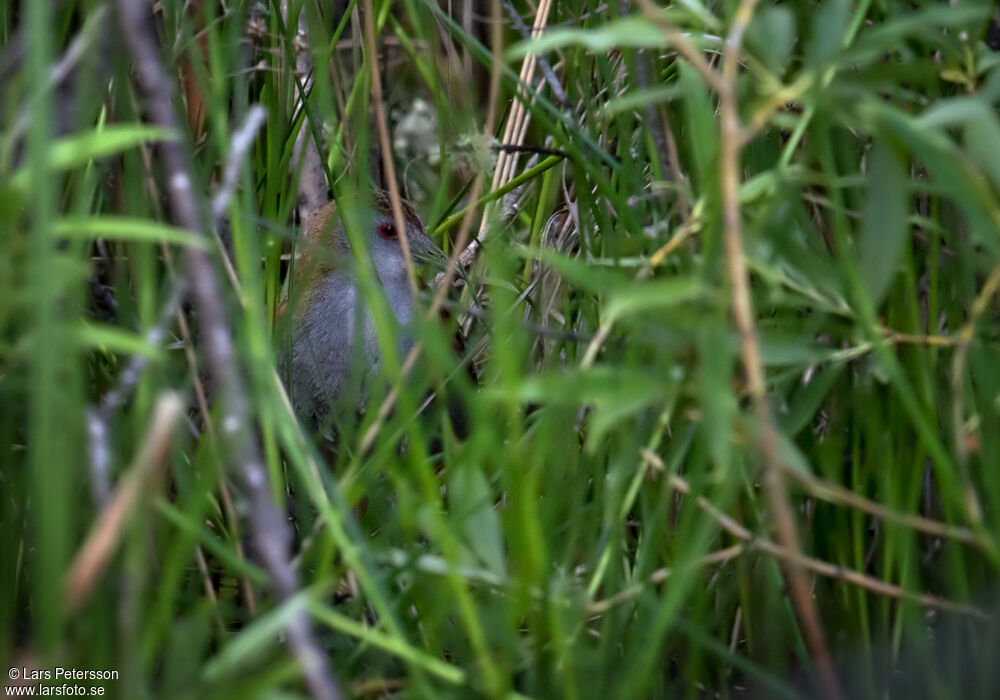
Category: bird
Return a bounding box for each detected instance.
[276,190,448,430]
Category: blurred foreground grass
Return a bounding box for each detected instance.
[2,0,1000,698]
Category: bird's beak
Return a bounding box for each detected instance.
[411,242,449,271]
[409,235,472,286]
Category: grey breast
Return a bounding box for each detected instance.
[284,270,415,424]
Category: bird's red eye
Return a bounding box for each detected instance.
[377,221,397,239]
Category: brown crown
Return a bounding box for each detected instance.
[304,190,423,250]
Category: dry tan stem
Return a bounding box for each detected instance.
[779,463,981,547]
[114,1,339,694]
[587,545,747,615]
[580,205,702,368]
[284,0,327,227]
[455,0,554,272]
[591,452,990,621]
[362,0,418,297]
[635,0,725,93]
[653,460,989,621]
[67,393,182,612]
[194,545,227,634]
[950,264,1000,526]
[715,1,842,696]
[641,446,979,549]
[358,0,505,455]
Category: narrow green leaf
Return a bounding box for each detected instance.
[12,125,177,189]
[859,141,908,307]
[54,216,210,250]
[202,591,310,683]
[75,323,159,358]
[604,86,683,116]
[678,61,717,189]
[778,363,845,437]
[505,17,666,59]
[757,333,831,367]
[309,602,467,685]
[49,125,178,169]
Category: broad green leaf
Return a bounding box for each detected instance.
[604,86,683,115]
[757,333,832,367]
[678,61,717,190]
[805,0,850,68]
[48,125,177,169]
[202,590,311,683]
[859,141,908,307]
[674,0,721,30]
[161,614,212,697]
[979,64,1000,104]
[697,323,735,470]
[746,6,796,76]
[861,100,1000,253]
[522,245,633,293]
[493,367,667,452]
[491,366,662,407]
[449,464,506,576]
[919,97,1000,193]
[587,386,666,453]
[54,216,210,250]
[602,277,705,322]
[506,17,666,59]
[739,171,781,204]
[843,5,990,68]
[779,363,845,438]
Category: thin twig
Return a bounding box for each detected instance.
[212,105,267,219]
[780,461,982,547]
[284,0,328,227]
[7,6,110,150]
[362,0,418,297]
[502,0,569,108]
[587,545,747,615]
[454,0,554,273]
[87,283,186,506]
[194,545,227,635]
[715,1,841,696]
[634,0,725,94]
[641,446,980,549]
[646,457,990,621]
[950,265,1000,526]
[358,0,505,455]
[88,100,267,610]
[112,2,340,697]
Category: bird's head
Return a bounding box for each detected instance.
[290,190,443,301]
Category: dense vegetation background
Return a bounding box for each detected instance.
[3,0,1000,697]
